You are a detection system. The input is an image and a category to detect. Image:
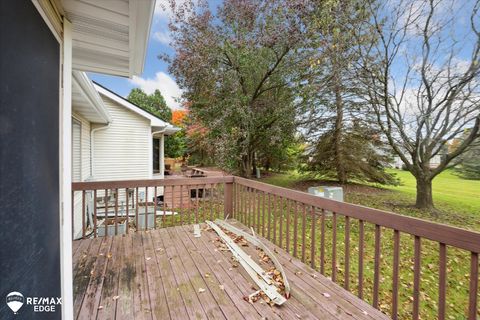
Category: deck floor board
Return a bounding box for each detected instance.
[73,222,389,320]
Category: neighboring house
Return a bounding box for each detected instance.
[1,1,155,318]
[391,154,445,169]
[71,72,178,239]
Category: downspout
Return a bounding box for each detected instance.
[90,122,111,178]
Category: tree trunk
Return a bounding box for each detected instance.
[415,176,434,209]
[333,70,347,184]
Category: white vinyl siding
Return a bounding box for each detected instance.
[72,113,92,239]
[93,95,151,181]
[72,118,81,182]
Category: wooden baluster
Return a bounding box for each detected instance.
[195,185,199,224]
[279,197,283,248]
[267,193,272,241]
[93,190,97,238]
[320,209,326,275]
[310,206,316,269]
[180,185,184,225]
[135,188,139,232]
[373,224,381,308]
[344,216,350,290]
[210,184,214,221]
[144,187,148,231]
[104,189,108,235]
[217,183,222,220]
[261,192,266,237]
[162,186,167,227]
[392,229,400,319]
[125,188,129,234]
[293,202,298,258]
[154,186,158,229]
[203,184,207,222]
[468,252,478,320]
[438,243,446,320]
[82,190,86,239]
[232,183,236,219]
[172,185,176,226]
[332,212,337,282]
[358,219,364,299]
[252,189,256,229]
[257,191,261,234]
[286,200,291,254]
[413,236,421,320]
[273,194,277,245]
[301,204,306,263]
[114,188,119,235]
[245,187,252,228]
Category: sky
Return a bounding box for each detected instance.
[89,1,183,109]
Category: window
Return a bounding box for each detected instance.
[72,118,81,182]
[153,138,160,173]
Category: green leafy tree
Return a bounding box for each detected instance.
[127,88,187,158]
[165,0,313,176]
[127,88,171,121]
[455,137,480,180]
[301,0,396,185]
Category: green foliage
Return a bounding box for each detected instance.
[127,88,171,121]
[454,141,480,180]
[164,130,187,158]
[167,0,311,176]
[300,0,395,185]
[127,88,187,158]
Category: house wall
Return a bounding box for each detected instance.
[72,112,92,239]
[93,95,152,181]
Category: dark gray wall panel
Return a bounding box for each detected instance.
[0,0,61,319]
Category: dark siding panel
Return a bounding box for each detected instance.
[0,0,61,319]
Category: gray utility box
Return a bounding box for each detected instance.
[307,186,344,202]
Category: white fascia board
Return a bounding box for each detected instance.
[72,71,112,123]
[129,0,155,77]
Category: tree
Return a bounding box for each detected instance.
[301,0,397,185]
[358,0,480,208]
[127,88,171,121]
[127,88,187,158]
[455,135,480,179]
[164,0,312,176]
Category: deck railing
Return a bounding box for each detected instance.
[71,176,233,239]
[72,176,479,320]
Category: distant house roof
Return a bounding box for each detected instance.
[93,81,180,135]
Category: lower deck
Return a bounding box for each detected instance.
[73,221,388,319]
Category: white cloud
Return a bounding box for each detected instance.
[129,72,183,109]
[153,30,171,45]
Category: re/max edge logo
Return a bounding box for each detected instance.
[6,292,62,314]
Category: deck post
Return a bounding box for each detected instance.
[224,182,233,219]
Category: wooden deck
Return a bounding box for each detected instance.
[73,221,389,320]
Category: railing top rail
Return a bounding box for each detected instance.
[72,176,235,191]
[234,176,480,253]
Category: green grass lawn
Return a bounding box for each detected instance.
[385,169,480,215]
[254,169,480,319]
